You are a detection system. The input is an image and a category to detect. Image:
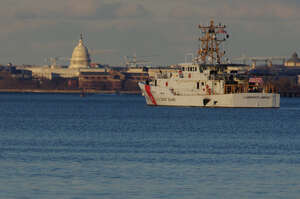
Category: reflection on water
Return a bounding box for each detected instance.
[0,94,299,199]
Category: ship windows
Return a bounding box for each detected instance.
[187,67,196,71]
[201,82,204,86]
[184,67,198,72]
[188,67,196,71]
[197,82,200,89]
[189,67,197,71]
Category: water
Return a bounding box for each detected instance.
[0,93,299,199]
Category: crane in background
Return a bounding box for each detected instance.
[44,57,70,68]
[89,49,120,66]
[123,53,158,68]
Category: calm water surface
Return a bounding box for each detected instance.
[0,93,299,199]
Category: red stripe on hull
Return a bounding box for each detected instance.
[145,85,157,105]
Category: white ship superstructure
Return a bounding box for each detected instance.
[139,20,280,108]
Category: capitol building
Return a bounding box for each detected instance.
[285,52,300,67]
[27,35,105,79]
[69,34,91,69]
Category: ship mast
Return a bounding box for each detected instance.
[198,20,229,65]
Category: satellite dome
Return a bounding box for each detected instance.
[69,34,91,69]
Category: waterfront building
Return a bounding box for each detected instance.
[78,69,148,91]
[79,71,124,90]
[28,66,80,79]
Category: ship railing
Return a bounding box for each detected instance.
[171,88,212,96]
[224,83,277,94]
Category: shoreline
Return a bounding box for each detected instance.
[0,89,299,97]
[0,89,141,95]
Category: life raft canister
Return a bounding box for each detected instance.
[179,70,183,78]
[206,84,211,95]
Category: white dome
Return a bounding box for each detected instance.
[69,35,91,69]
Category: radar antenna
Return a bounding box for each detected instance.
[198,20,229,64]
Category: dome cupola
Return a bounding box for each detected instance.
[69,34,91,69]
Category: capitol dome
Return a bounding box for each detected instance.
[69,34,91,69]
[285,52,300,67]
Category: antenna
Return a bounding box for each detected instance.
[198,20,229,64]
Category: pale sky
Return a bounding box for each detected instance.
[0,0,299,66]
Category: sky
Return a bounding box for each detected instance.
[0,0,300,66]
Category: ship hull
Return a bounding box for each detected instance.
[139,83,280,108]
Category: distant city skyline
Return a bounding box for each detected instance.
[0,0,299,66]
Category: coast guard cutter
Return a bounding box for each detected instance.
[139,20,280,108]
